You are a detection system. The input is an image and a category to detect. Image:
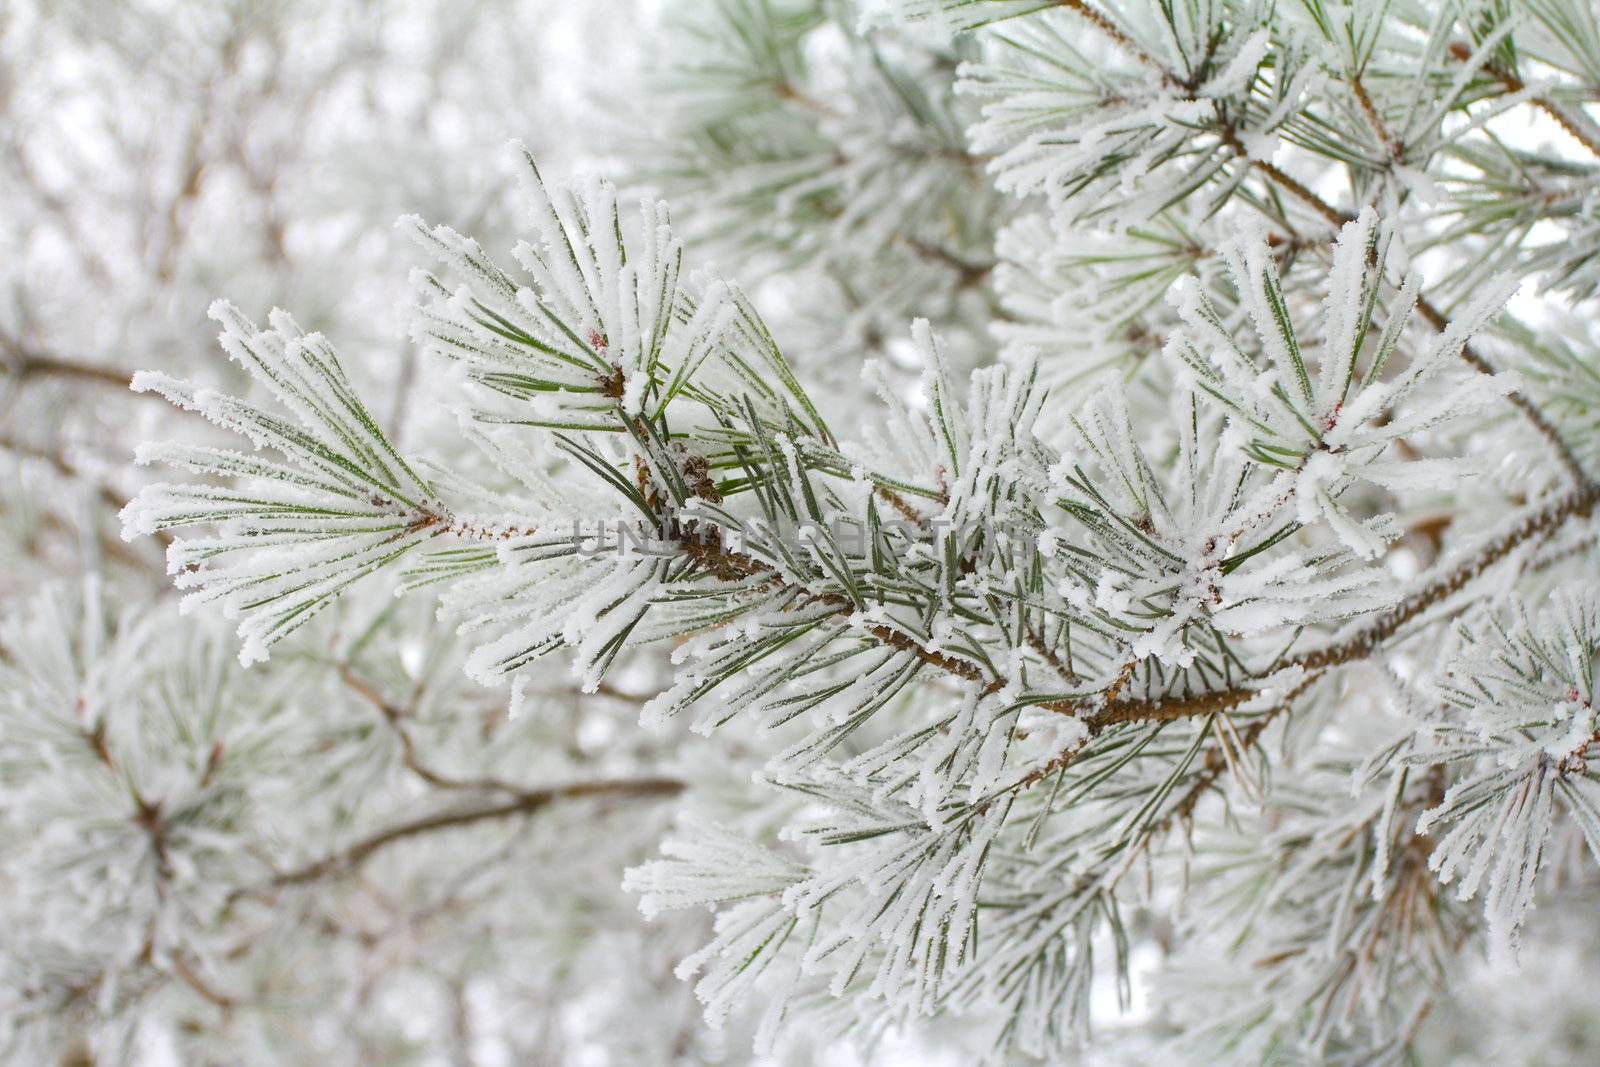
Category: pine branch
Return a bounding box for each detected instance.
[1087,482,1600,729]
[106,41,1600,1051]
[1046,5,1594,490]
[427,295,1588,740]
[1241,121,1593,493]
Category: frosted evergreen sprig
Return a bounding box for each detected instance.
[120,303,446,664]
[79,0,1600,1060]
[1410,591,1600,957]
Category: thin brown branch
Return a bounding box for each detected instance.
[168,953,238,1012]
[902,237,996,287]
[1414,296,1592,488]
[150,19,245,285]
[255,776,684,894]
[1216,129,1593,488]
[1089,482,1598,727]
[592,679,654,704]
[1350,76,1405,161]
[1085,684,1259,729]
[875,485,928,525]
[2,342,131,389]
[678,536,998,686]
[1459,44,1600,162]
[337,663,532,797]
[1530,97,1600,159]
[0,431,173,553]
[1053,0,1176,85]
[1166,702,1289,826]
[1290,483,1597,671]
[1254,156,1350,229]
[1024,622,1080,686]
[774,81,845,122]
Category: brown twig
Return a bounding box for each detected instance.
[1350,76,1406,161]
[679,536,999,686]
[1414,296,1592,488]
[1454,42,1600,162]
[902,237,996,287]
[253,776,684,894]
[337,663,532,797]
[0,431,173,554]
[1053,0,1176,86]
[1,339,131,390]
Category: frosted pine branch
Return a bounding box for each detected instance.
[13,2,1600,1063]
